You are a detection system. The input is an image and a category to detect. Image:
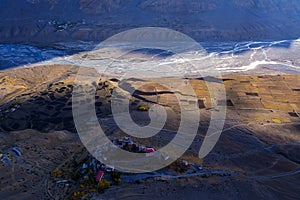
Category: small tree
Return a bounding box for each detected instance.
[51,168,62,178]
[97,179,111,193]
[110,172,122,185]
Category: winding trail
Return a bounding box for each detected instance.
[97,117,300,183]
[121,167,300,183]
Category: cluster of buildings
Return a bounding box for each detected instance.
[81,137,155,182]
[113,136,155,153]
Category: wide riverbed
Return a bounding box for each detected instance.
[1,39,300,75]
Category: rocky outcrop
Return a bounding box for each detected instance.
[138,0,217,14]
[78,0,131,14]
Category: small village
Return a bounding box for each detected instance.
[47,136,157,199]
[0,133,233,199]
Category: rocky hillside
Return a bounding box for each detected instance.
[0,0,300,43]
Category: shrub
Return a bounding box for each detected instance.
[97,179,111,193]
[137,106,149,111]
[71,172,81,181]
[87,170,96,184]
[114,178,122,185]
[110,172,122,185]
[51,168,62,178]
[72,191,86,200]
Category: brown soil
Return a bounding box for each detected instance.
[0,65,299,199]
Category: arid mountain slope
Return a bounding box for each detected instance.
[0,0,300,43]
